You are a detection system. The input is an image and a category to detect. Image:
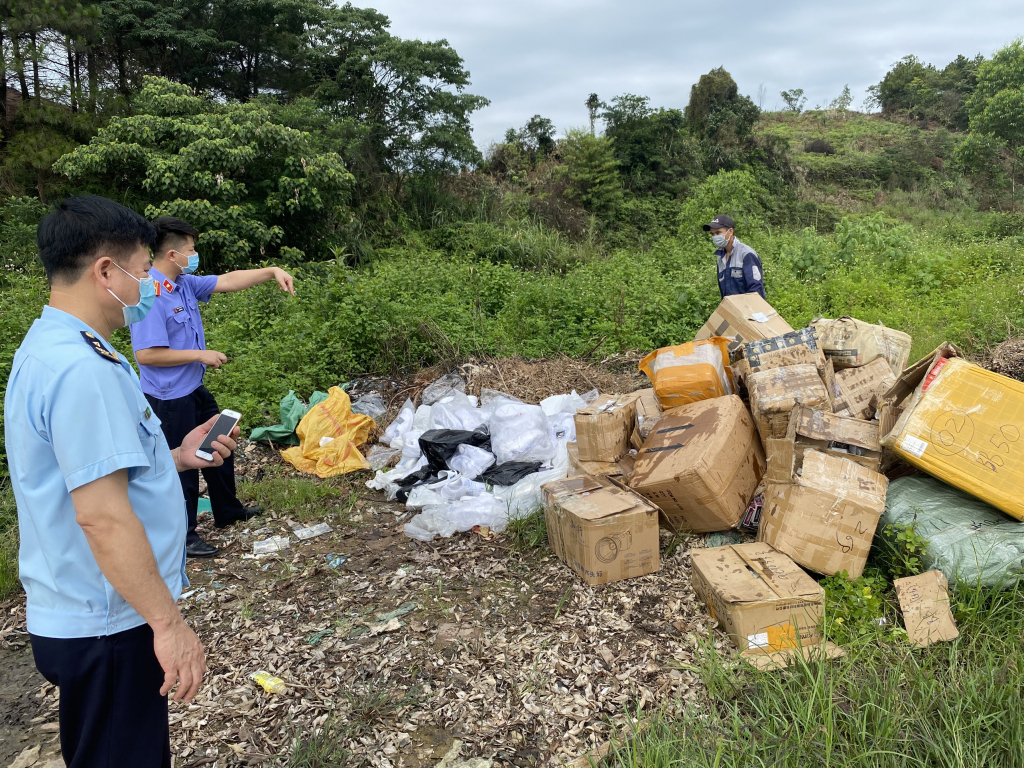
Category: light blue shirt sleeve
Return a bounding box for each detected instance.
[47,361,153,492]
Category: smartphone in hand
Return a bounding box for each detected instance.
[195,409,241,461]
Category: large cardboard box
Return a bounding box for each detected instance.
[574,394,637,462]
[629,396,765,533]
[742,327,826,375]
[541,475,660,586]
[747,364,831,443]
[759,450,888,578]
[822,357,896,420]
[765,405,882,476]
[811,316,912,375]
[690,543,826,658]
[696,294,795,353]
[567,441,636,480]
[880,352,1024,521]
[638,340,734,410]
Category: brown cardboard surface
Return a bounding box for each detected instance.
[811,316,913,374]
[696,294,795,352]
[768,405,882,473]
[894,570,959,648]
[690,543,825,656]
[541,475,660,586]
[629,395,765,533]
[574,394,637,462]
[759,450,888,578]
[748,364,831,443]
[744,641,845,670]
[828,357,896,419]
[624,388,663,447]
[742,327,826,375]
[567,442,636,480]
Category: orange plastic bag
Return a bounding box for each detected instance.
[280,387,375,478]
[639,338,734,409]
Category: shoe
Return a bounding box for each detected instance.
[186,534,220,558]
[215,505,263,529]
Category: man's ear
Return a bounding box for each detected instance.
[93,255,116,286]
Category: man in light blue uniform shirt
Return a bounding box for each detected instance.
[4,195,238,767]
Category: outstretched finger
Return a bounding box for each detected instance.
[160,668,177,697]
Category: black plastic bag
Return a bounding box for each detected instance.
[394,467,440,503]
[480,461,543,486]
[419,429,491,472]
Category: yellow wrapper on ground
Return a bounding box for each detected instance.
[639,338,733,409]
[280,387,375,477]
[883,358,1024,520]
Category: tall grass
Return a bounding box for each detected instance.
[607,583,1024,767]
[0,479,20,600]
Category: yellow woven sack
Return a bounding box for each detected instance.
[280,387,375,478]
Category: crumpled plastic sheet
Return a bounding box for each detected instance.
[429,392,487,431]
[366,443,402,471]
[447,443,496,479]
[421,373,467,405]
[489,402,556,465]
[350,391,388,421]
[382,398,415,447]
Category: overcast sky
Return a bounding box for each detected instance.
[359,0,1024,151]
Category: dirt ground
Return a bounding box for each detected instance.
[0,358,728,768]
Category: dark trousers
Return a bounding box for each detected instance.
[30,624,171,768]
[147,385,244,535]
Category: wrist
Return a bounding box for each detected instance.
[150,612,183,635]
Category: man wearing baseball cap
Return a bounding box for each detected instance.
[702,215,766,300]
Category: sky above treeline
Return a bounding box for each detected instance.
[362,0,1024,151]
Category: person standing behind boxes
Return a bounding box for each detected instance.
[703,214,766,300]
[130,216,296,558]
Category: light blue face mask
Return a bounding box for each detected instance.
[109,263,156,325]
[711,233,730,248]
[174,250,200,274]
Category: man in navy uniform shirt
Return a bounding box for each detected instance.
[703,214,766,300]
[5,195,239,766]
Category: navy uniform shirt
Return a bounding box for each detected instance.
[4,307,188,638]
[716,237,766,300]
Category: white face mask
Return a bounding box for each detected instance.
[711,233,730,248]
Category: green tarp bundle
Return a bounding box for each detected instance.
[249,390,329,446]
[881,475,1024,588]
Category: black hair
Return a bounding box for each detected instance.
[152,216,199,257]
[37,195,156,285]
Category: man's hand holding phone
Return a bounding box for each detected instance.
[176,413,240,471]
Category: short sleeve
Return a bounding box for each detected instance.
[130,300,170,351]
[47,362,151,492]
[183,274,219,303]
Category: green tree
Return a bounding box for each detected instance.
[968,39,1024,200]
[585,92,601,135]
[780,88,806,113]
[558,128,622,216]
[54,77,354,267]
[685,67,760,172]
[870,53,982,129]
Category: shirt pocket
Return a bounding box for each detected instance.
[136,411,174,479]
[168,310,194,348]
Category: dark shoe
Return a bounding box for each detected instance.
[215,505,263,529]
[185,534,219,558]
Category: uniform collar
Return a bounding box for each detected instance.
[149,266,176,295]
[41,306,128,363]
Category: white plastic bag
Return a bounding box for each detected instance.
[366,454,427,500]
[494,441,570,519]
[439,474,487,500]
[412,404,433,432]
[429,392,487,431]
[400,430,424,462]
[404,494,508,541]
[540,390,587,444]
[489,403,556,465]
[404,508,460,541]
[447,443,496,479]
[382,398,415,447]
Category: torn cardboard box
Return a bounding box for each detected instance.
[623,387,663,448]
[811,316,912,375]
[567,441,636,481]
[574,394,637,462]
[541,475,660,586]
[822,356,896,420]
[748,364,831,443]
[880,349,1024,521]
[695,293,795,353]
[629,395,765,533]
[759,450,888,578]
[742,327,826,375]
[894,570,959,647]
[765,405,882,476]
[638,339,733,410]
[690,542,826,660]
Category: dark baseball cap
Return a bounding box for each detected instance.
[702,214,735,231]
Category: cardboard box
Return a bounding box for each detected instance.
[742,327,826,375]
[690,543,825,658]
[894,570,959,648]
[638,339,734,410]
[747,364,831,443]
[811,316,913,374]
[541,475,660,586]
[765,405,882,476]
[880,351,1024,520]
[822,356,896,420]
[759,450,888,578]
[624,387,663,448]
[574,394,637,462]
[696,293,795,353]
[567,441,636,480]
[629,395,765,533]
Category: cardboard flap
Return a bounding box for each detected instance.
[733,545,822,600]
[894,570,959,648]
[692,543,820,604]
[743,641,844,670]
[790,405,881,451]
[561,489,637,520]
[796,450,888,503]
[765,437,796,484]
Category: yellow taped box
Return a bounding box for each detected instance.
[638,339,734,410]
[881,354,1024,520]
[765,404,882,476]
[629,395,765,533]
[759,450,888,578]
[567,441,636,480]
[695,293,795,353]
[811,316,912,375]
[690,542,825,658]
[574,394,637,462]
[747,364,831,443]
[541,475,660,586]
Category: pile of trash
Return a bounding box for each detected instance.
[366,374,602,541]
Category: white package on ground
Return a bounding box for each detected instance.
[489,402,556,465]
[447,443,496,479]
[540,390,587,444]
[405,494,508,542]
[412,404,433,432]
[429,392,487,431]
[494,440,570,519]
[366,454,427,500]
[382,398,415,447]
